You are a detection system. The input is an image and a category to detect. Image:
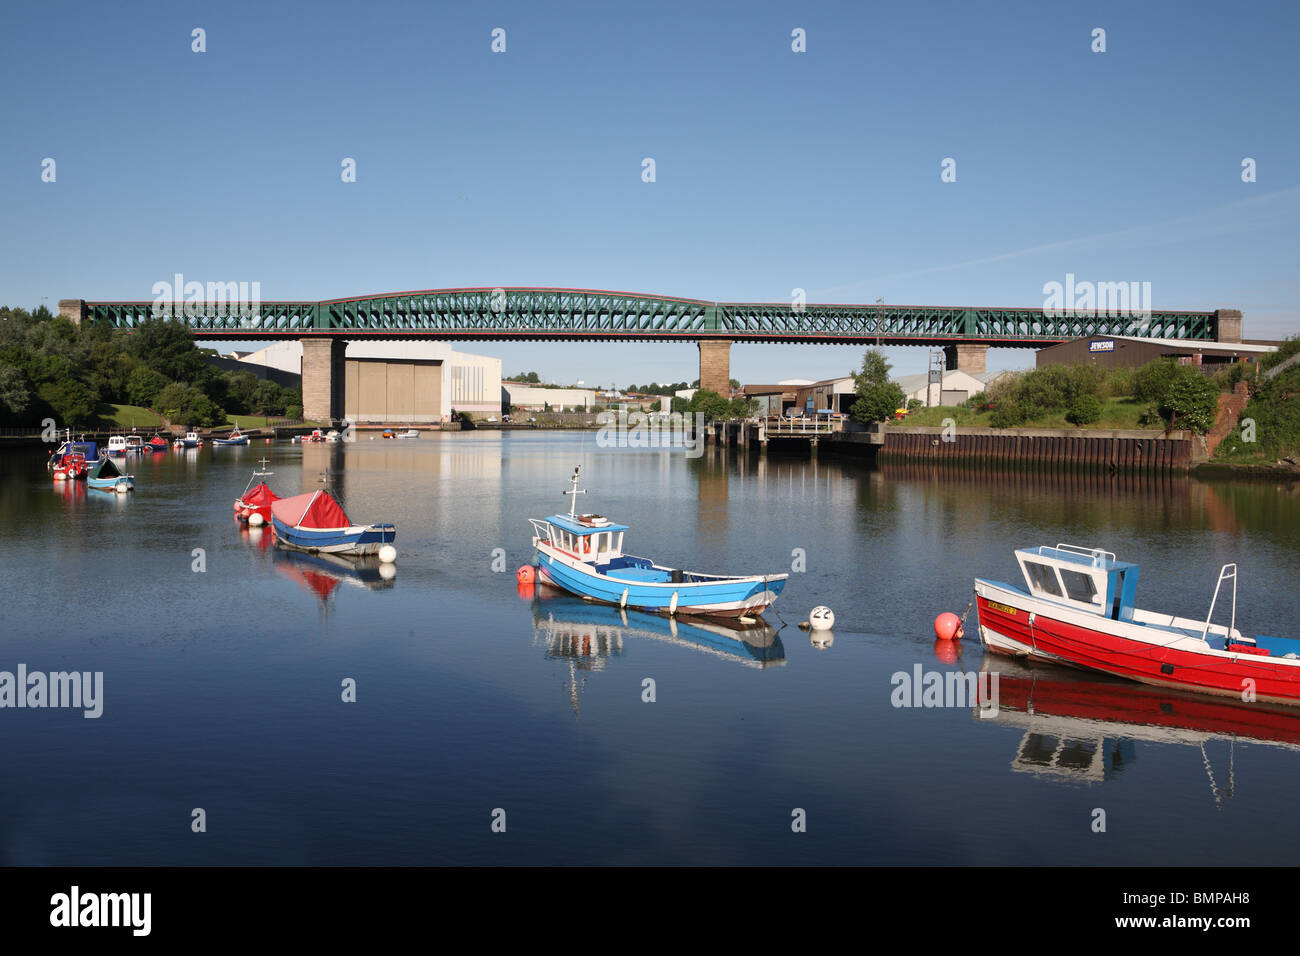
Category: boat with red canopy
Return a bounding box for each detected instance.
[270,490,395,555]
[234,459,279,523]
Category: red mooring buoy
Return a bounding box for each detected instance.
[516,565,536,584]
[934,612,963,641]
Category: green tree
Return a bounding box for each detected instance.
[250,379,287,415]
[1158,366,1219,433]
[126,366,171,408]
[1133,359,1179,412]
[38,378,99,427]
[155,382,227,428]
[728,395,759,419]
[688,389,731,423]
[0,363,31,420]
[850,349,906,425]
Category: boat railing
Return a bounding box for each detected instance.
[1051,543,1116,566]
[1200,563,1238,645]
[528,518,554,545]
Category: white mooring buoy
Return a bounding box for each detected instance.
[809,606,835,631]
[248,512,264,528]
[378,544,397,565]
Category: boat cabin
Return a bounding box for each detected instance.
[107,435,128,454]
[1015,544,1141,622]
[531,514,628,565]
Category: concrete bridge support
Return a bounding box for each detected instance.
[944,343,987,374]
[698,339,732,395]
[58,299,87,327]
[302,337,347,424]
[1214,309,1242,343]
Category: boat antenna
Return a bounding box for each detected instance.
[565,465,585,517]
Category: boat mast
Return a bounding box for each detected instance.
[566,466,585,518]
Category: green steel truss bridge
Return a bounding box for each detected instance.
[74,287,1224,346]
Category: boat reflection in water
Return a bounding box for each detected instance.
[532,594,785,715]
[533,595,785,668]
[975,658,1300,805]
[272,548,396,603]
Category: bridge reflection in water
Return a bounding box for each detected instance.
[531,595,785,716]
[973,658,1300,807]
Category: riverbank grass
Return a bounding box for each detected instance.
[896,397,1156,430]
[97,403,163,428]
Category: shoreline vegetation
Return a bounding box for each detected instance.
[0,306,302,432]
[860,342,1299,475]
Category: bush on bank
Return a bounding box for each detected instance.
[1214,335,1300,461]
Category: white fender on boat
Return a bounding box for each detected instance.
[620,587,628,609]
[669,591,679,616]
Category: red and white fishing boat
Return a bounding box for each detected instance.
[52,452,87,481]
[974,544,1300,706]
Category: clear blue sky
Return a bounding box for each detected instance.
[2,0,1296,387]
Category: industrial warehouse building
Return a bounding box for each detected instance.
[744,370,1012,414]
[501,382,597,411]
[1036,335,1278,370]
[220,341,502,422]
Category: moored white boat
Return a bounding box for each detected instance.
[974,544,1300,706]
[529,467,787,620]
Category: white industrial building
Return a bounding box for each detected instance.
[893,369,1010,406]
[224,341,502,421]
[502,383,598,411]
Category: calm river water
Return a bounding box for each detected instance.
[1,433,1298,865]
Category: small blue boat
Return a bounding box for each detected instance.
[529,467,787,620]
[86,456,135,493]
[270,491,396,555]
[212,426,249,446]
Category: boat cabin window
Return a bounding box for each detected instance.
[1024,561,1063,597]
[1059,568,1100,605]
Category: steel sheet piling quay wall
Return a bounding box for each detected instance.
[878,427,1193,473]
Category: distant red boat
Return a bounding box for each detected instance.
[974,544,1300,706]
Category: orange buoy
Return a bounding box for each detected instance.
[517,565,536,584]
[934,611,963,641]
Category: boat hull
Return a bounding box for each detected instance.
[213,438,248,446]
[87,476,135,492]
[234,500,273,522]
[271,517,396,555]
[975,583,1300,706]
[534,545,785,619]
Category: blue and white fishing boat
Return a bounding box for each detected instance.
[212,426,249,446]
[528,467,788,620]
[270,490,396,555]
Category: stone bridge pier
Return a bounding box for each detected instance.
[698,340,732,395]
[301,337,347,424]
